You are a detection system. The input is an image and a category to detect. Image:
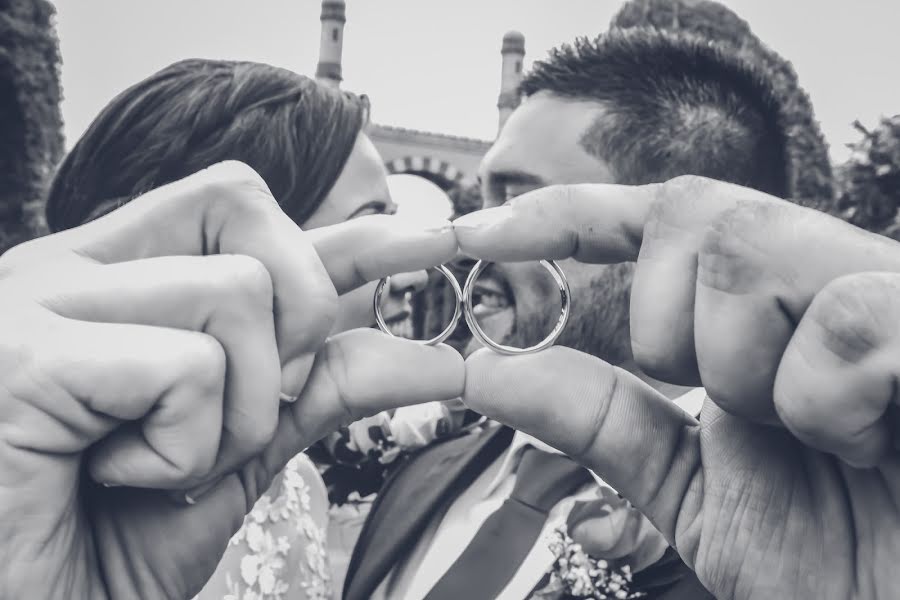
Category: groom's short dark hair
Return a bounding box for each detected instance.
[520,29,788,198]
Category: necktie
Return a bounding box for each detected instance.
[425,447,591,600]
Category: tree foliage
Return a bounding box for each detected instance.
[0,0,64,253]
[611,0,834,203]
[447,180,483,217]
[613,0,753,41]
[835,116,900,238]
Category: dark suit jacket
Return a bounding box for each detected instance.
[343,424,715,600]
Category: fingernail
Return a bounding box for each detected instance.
[279,391,298,404]
[167,489,194,505]
[423,221,453,235]
[101,482,121,488]
[452,206,512,231]
[178,479,220,505]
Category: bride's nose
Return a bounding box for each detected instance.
[389,270,428,296]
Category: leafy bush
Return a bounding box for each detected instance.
[447,180,483,217]
[0,0,64,253]
[835,116,900,238]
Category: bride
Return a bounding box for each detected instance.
[45,58,424,600]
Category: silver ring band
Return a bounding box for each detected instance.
[374,264,462,346]
[463,259,570,355]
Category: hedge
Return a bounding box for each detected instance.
[0,0,64,253]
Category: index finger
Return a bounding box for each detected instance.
[452,183,655,264]
[306,215,457,295]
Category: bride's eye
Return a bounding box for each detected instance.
[350,201,389,219]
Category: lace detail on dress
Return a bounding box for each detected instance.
[196,453,332,600]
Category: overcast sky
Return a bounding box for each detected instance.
[55,0,900,164]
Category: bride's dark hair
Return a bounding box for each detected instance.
[46,58,369,231]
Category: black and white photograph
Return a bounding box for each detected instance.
[1,0,899,598]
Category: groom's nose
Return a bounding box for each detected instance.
[450,251,478,274]
[389,270,428,296]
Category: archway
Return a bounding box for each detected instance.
[384,156,464,192]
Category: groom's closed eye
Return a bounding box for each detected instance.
[484,171,545,207]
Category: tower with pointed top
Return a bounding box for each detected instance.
[497,30,525,133]
[315,0,346,88]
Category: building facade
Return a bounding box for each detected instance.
[315,0,523,190]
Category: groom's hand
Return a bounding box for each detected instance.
[0,161,463,599]
[455,176,900,600]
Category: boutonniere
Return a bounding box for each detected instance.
[536,523,644,599]
[534,485,672,599]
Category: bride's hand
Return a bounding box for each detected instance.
[0,161,464,599]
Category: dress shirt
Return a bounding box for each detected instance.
[373,388,706,600]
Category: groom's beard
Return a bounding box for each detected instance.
[504,262,635,367]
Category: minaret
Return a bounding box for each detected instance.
[315,0,346,88]
[497,31,525,133]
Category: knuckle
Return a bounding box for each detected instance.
[645,177,711,239]
[220,254,275,316]
[697,205,771,294]
[182,333,228,396]
[200,161,277,216]
[240,413,279,454]
[631,338,678,383]
[698,210,741,265]
[809,274,894,363]
[304,282,340,345]
[175,448,216,480]
[211,161,272,197]
[0,237,52,272]
[659,175,714,206]
[322,338,357,423]
[568,365,620,465]
[0,341,40,420]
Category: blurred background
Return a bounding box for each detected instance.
[3,0,900,260]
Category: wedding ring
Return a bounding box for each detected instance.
[463,259,570,355]
[374,264,462,346]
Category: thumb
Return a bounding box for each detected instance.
[463,346,701,544]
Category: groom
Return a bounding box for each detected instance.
[344,28,827,600]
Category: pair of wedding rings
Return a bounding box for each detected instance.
[374,260,570,355]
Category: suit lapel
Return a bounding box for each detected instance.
[343,424,513,600]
